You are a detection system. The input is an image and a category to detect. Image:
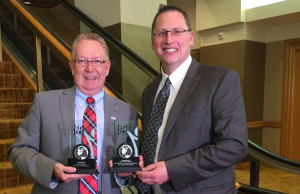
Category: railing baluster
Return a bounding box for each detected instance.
[35,35,43,92]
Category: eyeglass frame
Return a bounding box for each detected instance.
[72,59,108,67]
[152,29,191,37]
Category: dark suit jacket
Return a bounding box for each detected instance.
[9,86,137,194]
[141,59,248,194]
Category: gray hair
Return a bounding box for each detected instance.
[70,32,109,59]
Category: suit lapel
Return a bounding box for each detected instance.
[161,60,202,143]
[103,93,117,172]
[59,86,76,146]
[104,92,117,137]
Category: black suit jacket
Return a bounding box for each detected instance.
[141,59,248,194]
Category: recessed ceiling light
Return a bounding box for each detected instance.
[24,1,31,5]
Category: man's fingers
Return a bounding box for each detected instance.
[63,166,77,173]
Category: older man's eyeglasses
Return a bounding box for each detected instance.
[152,29,191,37]
[73,59,107,67]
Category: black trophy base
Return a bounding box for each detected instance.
[68,158,98,174]
[109,157,141,173]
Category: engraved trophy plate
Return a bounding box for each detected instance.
[109,120,141,173]
[67,121,98,174]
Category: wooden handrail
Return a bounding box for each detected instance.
[9,0,116,97]
[9,0,69,59]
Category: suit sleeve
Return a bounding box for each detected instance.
[8,94,57,190]
[164,69,248,191]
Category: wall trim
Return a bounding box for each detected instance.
[247,121,281,129]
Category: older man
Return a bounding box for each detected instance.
[9,32,137,194]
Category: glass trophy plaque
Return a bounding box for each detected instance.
[67,121,98,174]
[109,120,141,173]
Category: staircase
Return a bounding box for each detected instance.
[0,54,35,193]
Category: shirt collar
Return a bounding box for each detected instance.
[75,87,104,110]
[161,55,192,91]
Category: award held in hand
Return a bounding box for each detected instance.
[109,120,141,173]
[67,121,98,174]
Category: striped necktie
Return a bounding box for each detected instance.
[79,97,98,194]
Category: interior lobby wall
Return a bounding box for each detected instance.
[263,41,285,154]
[199,40,266,146]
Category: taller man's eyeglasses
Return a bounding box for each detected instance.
[152,29,191,37]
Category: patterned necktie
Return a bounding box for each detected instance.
[79,97,98,194]
[138,77,171,194]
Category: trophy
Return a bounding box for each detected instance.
[109,120,141,173]
[67,121,98,174]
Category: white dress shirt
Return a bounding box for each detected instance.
[153,55,192,193]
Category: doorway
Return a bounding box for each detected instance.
[281,38,300,162]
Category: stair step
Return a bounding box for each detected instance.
[0,183,33,194]
[0,161,32,189]
[0,138,15,162]
[0,62,14,74]
[0,74,24,88]
[0,103,31,120]
[0,88,35,103]
[0,119,23,140]
[0,46,35,192]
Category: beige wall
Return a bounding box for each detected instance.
[196,0,242,31]
[263,41,285,154]
[199,40,266,146]
[121,0,166,27]
[198,35,290,154]
[75,0,166,27]
[29,6,80,46]
[121,23,159,110]
[75,0,121,27]
[121,23,159,69]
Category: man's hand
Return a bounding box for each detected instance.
[53,163,89,183]
[136,161,169,185]
[108,155,144,178]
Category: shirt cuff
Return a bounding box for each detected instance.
[49,178,60,190]
[114,173,131,188]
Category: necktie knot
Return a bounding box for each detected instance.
[86,97,95,105]
[157,77,171,103]
[164,77,171,88]
[157,77,171,100]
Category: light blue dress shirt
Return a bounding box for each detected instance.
[75,87,105,192]
[50,87,127,192]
